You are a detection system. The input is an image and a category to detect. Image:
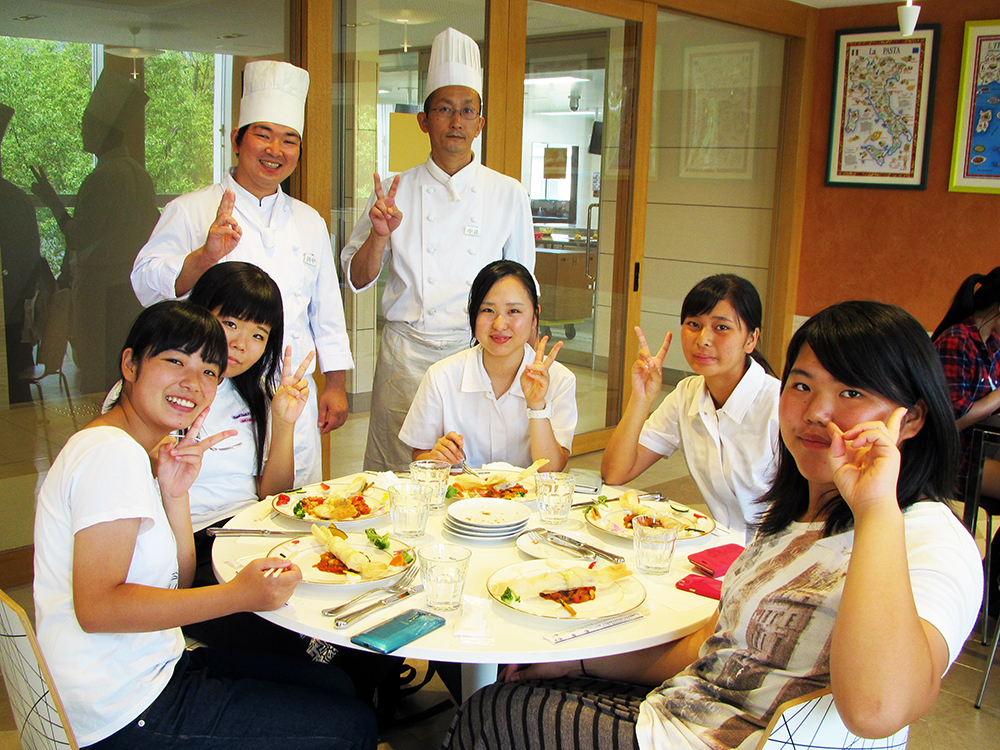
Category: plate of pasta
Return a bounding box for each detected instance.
[269,474,389,523]
[585,491,715,541]
[267,527,414,585]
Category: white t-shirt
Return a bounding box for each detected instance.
[188,378,263,530]
[398,344,577,468]
[638,359,780,534]
[33,427,184,746]
[636,501,982,750]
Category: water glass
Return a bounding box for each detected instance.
[632,514,678,575]
[409,459,451,510]
[418,543,472,611]
[536,472,576,526]
[389,482,432,539]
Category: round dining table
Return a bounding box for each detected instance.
[212,481,739,700]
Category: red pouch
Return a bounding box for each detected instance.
[687,543,744,578]
[675,574,723,600]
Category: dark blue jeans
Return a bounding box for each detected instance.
[86,647,377,749]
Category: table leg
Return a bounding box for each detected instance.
[966,427,987,534]
[461,663,498,701]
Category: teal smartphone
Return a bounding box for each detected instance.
[350,609,446,654]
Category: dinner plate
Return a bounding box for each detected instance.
[267,532,413,585]
[585,500,715,540]
[446,471,537,502]
[443,518,527,539]
[487,559,645,620]
[446,514,529,533]
[268,474,389,524]
[447,498,532,529]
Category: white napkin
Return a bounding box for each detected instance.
[453,596,494,645]
[480,461,519,473]
[374,471,402,490]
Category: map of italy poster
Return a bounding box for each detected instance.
[826,26,938,189]
[950,21,1000,194]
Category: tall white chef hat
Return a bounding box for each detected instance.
[238,60,310,137]
[424,27,483,102]
[84,69,148,136]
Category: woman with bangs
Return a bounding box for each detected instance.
[602,274,779,537]
[443,300,981,750]
[33,300,376,749]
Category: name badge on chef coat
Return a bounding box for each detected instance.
[302,252,318,267]
[465,225,480,237]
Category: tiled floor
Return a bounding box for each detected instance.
[3,406,1000,749]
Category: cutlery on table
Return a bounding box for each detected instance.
[333,585,423,629]
[322,563,420,617]
[459,461,480,478]
[207,528,304,537]
[538,529,625,564]
[524,529,595,560]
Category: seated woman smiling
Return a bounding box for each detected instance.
[400,260,577,471]
[444,300,981,750]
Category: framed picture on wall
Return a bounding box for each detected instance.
[949,20,1000,194]
[826,25,939,189]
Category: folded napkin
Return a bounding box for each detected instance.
[374,471,402,489]
[453,596,494,645]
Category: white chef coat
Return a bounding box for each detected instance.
[638,359,780,537]
[342,154,535,471]
[399,343,577,469]
[131,171,354,485]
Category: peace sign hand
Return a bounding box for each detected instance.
[204,189,243,262]
[520,335,564,410]
[631,326,671,402]
[369,172,403,238]
[272,346,314,425]
[156,408,238,503]
[828,407,906,521]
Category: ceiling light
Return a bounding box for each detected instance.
[898,1,920,37]
[524,76,589,86]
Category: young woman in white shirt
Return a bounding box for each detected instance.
[601,274,780,535]
[34,301,376,749]
[400,259,577,471]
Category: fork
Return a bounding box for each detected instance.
[321,562,420,617]
[460,461,480,478]
[525,530,596,560]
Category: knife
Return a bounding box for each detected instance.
[333,586,423,629]
[542,530,625,564]
[207,528,304,537]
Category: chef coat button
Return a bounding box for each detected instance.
[292,331,302,340]
[471,215,479,222]
[426,247,435,254]
[428,277,436,284]
[427,215,436,222]
[467,247,476,254]
[471,186,477,193]
[429,309,436,315]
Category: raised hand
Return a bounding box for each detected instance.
[520,335,564,409]
[28,165,62,213]
[369,172,402,238]
[430,432,465,465]
[828,407,906,519]
[631,326,671,402]
[156,408,238,501]
[204,189,243,262]
[271,346,314,425]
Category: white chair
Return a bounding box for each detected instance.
[0,587,78,749]
[756,688,908,750]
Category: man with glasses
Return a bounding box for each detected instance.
[343,27,535,472]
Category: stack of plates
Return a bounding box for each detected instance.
[444,498,531,540]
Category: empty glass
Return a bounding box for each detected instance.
[536,472,576,526]
[409,459,452,510]
[632,514,678,575]
[389,482,432,539]
[418,543,472,611]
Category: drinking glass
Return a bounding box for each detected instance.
[409,459,451,510]
[632,514,678,575]
[418,543,472,611]
[389,482,432,539]
[536,472,576,526]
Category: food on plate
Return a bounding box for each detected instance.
[623,513,682,531]
[310,524,389,579]
[446,477,530,500]
[489,563,632,614]
[278,475,375,520]
[540,586,596,615]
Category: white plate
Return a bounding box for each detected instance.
[515,531,593,561]
[445,514,529,533]
[585,500,715,541]
[269,475,389,524]
[447,498,532,529]
[487,559,645,620]
[267,532,413,585]
[443,519,526,539]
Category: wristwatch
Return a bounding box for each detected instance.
[526,402,553,419]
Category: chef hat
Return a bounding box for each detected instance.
[0,103,12,141]
[84,69,148,137]
[424,27,483,102]
[238,60,310,137]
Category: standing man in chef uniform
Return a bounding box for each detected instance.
[132,61,353,486]
[342,27,535,472]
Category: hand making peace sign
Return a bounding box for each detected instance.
[271,346,315,425]
[156,408,238,502]
[369,172,403,238]
[204,189,243,262]
[631,326,672,402]
[520,335,565,410]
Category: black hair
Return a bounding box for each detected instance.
[756,300,959,538]
[468,260,538,346]
[932,267,1000,341]
[189,262,284,478]
[680,273,774,376]
[234,124,250,147]
[121,300,228,378]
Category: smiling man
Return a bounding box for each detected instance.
[132,61,353,486]
[342,27,536,472]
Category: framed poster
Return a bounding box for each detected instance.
[949,20,1000,194]
[826,25,939,189]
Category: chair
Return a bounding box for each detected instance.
[0,587,78,749]
[756,688,908,750]
[19,288,73,409]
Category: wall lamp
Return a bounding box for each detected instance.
[898,1,921,37]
